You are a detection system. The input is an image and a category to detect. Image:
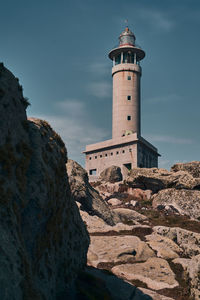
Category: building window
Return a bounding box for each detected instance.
[111,152,113,156]
[116,151,119,155]
[122,150,125,153]
[127,115,131,121]
[129,149,132,152]
[105,153,107,157]
[95,156,97,159]
[127,95,131,100]
[89,157,92,160]
[127,76,131,80]
[100,155,102,158]
[89,169,97,175]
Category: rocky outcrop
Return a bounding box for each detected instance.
[66,159,120,225]
[88,235,155,267]
[171,161,200,178]
[112,258,179,290]
[145,233,182,259]
[153,226,200,257]
[152,188,200,220]
[0,64,89,299]
[99,165,123,183]
[173,254,200,299]
[125,168,200,193]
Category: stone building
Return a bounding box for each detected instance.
[84,27,160,180]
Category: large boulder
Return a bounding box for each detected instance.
[152,188,200,220]
[171,161,200,178]
[66,159,120,225]
[99,165,123,183]
[0,64,89,299]
[125,168,200,193]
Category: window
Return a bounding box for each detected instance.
[122,150,125,153]
[116,151,119,155]
[127,95,131,100]
[124,163,132,171]
[129,148,132,152]
[105,153,107,157]
[89,169,97,175]
[115,54,121,65]
[127,115,131,121]
[100,155,102,158]
[95,156,97,159]
[127,76,131,80]
[111,152,113,156]
[89,157,92,160]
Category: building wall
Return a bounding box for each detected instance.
[85,143,138,180]
[137,143,158,168]
[112,63,141,138]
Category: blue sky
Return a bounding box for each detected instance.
[1,0,200,169]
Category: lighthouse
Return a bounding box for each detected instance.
[84,27,160,180]
[109,27,144,138]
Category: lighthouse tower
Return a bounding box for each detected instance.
[84,27,160,180]
[109,27,145,138]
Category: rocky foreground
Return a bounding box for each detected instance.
[0,64,89,299]
[68,162,200,300]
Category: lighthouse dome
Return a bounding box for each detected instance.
[119,27,136,46]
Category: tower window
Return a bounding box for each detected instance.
[100,155,102,158]
[116,151,119,155]
[111,152,113,156]
[127,76,131,80]
[127,115,131,121]
[89,157,92,160]
[122,150,125,153]
[127,95,131,100]
[105,153,107,157]
[89,169,97,175]
[95,156,97,159]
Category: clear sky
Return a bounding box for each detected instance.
[1,0,200,170]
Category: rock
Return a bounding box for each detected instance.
[130,200,138,207]
[80,209,138,234]
[88,235,155,267]
[171,161,200,179]
[107,198,122,206]
[113,207,148,223]
[127,188,153,201]
[66,159,120,225]
[173,255,200,300]
[93,181,122,196]
[125,168,200,193]
[112,257,179,290]
[181,254,200,299]
[153,226,200,257]
[77,267,168,300]
[172,258,191,271]
[0,64,89,299]
[99,165,123,183]
[152,188,200,220]
[145,233,182,259]
[139,288,175,300]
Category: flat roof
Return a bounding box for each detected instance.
[83,133,160,155]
